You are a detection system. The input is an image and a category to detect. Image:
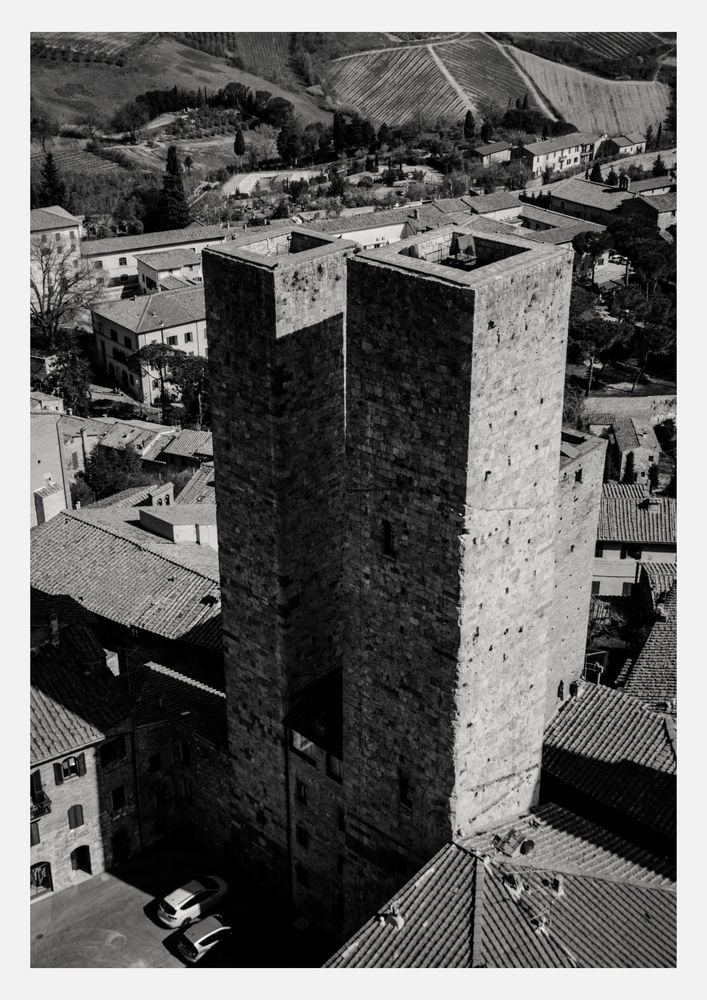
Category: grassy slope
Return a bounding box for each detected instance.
[31,35,330,126]
[508,46,670,134]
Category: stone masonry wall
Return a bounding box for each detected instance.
[547,440,606,719]
[342,244,572,930]
[203,238,352,897]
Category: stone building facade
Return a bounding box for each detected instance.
[202,222,604,939]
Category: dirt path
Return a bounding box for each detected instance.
[427,44,473,111]
[480,33,558,121]
[330,32,471,63]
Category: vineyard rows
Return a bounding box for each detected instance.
[435,37,539,113]
[31,32,145,56]
[325,46,467,125]
[508,31,667,60]
[30,150,122,176]
[230,33,297,86]
[509,47,671,135]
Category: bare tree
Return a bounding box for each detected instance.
[248,123,278,168]
[80,112,104,143]
[30,241,105,350]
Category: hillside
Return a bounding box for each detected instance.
[508,46,671,135]
[31,34,330,126]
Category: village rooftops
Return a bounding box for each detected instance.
[559,428,606,468]
[31,205,81,233]
[637,193,677,213]
[610,133,645,147]
[466,191,522,214]
[131,659,227,749]
[174,463,216,505]
[205,227,358,268]
[611,417,660,454]
[472,141,513,156]
[627,176,675,194]
[551,176,636,211]
[31,625,130,765]
[326,802,675,967]
[543,682,676,842]
[133,248,201,270]
[80,218,293,258]
[518,204,605,231]
[598,485,675,545]
[523,131,602,156]
[90,286,205,335]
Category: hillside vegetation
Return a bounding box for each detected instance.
[508,46,671,135]
[31,35,329,125]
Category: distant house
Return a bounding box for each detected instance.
[603,133,647,158]
[134,248,203,294]
[466,191,523,220]
[605,417,661,483]
[620,192,677,231]
[548,177,635,225]
[470,141,512,168]
[593,483,676,596]
[517,132,604,178]
[143,428,214,472]
[31,205,82,252]
[90,287,206,403]
[30,391,64,413]
[308,206,444,249]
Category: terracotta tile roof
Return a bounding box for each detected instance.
[85,484,164,509]
[81,223,228,257]
[59,414,112,440]
[463,802,675,885]
[602,481,646,499]
[523,223,604,245]
[159,429,213,459]
[598,488,675,545]
[467,192,522,214]
[131,660,227,749]
[524,132,601,156]
[133,248,201,270]
[551,177,634,211]
[640,562,678,608]
[473,142,512,156]
[308,206,437,235]
[611,417,660,453]
[629,176,675,194]
[91,287,205,335]
[621,617,676,712]
[639,193,677,213]
[174,463,216,505]
[31,510,221,651]
[326,837,675,968]
[31,206,81,233]
[543,684,676,840]
[31,627,129,764]
[611,134,643,147]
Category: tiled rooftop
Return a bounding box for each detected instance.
[543,683,676,840]
[473,141,512,156]
[31,510,221,651]
[640,562,678,608]
[85,484,165,509]
[598,485,675,544]
[81,223,228,257]
[31,626,129,764]
[131,660,227,748]
[551,177,634,211]
[629,176,675,194]
[326,831,675,967]
[640,193,677,213]
[612,417,660,453]
[621,616,676,712]
[159,429,213,459]
[524,132,601,156]
[174,463,216,505]
[133,248,201,270]
[466,191,522,214]
[31,206,81,233]
[91,287,205,335]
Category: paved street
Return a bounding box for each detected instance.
[30,842,333,969]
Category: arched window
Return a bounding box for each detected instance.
[68,805,84,829]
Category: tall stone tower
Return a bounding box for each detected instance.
[342,226,573,928]
[203,229,356,894]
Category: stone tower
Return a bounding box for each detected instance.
[203,228,356,894]
[342,226,573,928]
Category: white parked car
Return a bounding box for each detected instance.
[177,914,232,964]
[157,876,228,929]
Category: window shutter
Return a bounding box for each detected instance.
[77,753,86,777]
[53,762,64,786]
[31,770,43,795]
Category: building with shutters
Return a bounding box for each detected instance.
[30,625,137,900]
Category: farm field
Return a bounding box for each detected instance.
[30,148,121,176]
[31,35,330,126]
[497,32,668,60]
[324,45,467,125]
[435,36,540,113]
[508,46,671,135]
[115,132,276,176]
[31,31,146,57]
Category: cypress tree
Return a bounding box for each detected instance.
[590,162,603,183]
[463,110,475,140]
[156,146,190,229]
[39,151,67,208]
[606,167,618,186]
[234,128,245,158]
[522,92,529,110]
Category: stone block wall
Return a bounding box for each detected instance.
[342,238,572,929]
[203,234,354,896]
[548,437,607,718]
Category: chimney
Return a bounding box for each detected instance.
[49,612,60,647]
[75,501,81,509]
[413,207,420,220]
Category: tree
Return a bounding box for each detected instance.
[572,230,609,284]
[249,123,278,167]
[571,317,628,395]
[333,112,346,153]
[113,101,148,143]
[377,122,391,149]
[522,92,529,110]
[30,242,105,350]
[169,354,211,429]
[79,113,103,143]
[652,154,667,177]
[38,152,68,208]
[479,121,493,143]
[606,167,618,186]
[648,463,660,493]
[184,154,194,174]
[31,106,58,152]
[645,124,654,150]
[590,162,603,183]
[128,342,181,423]
[233,127,245,164]
[562,380,585,430]
[156,146,190,230]
[80,444,155,501]
[276,112,304,166]
[38,335,92,415]
[463,110,475,140]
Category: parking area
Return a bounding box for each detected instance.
[30,841,332,969]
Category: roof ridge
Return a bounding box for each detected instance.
[499,859,676,892]
[142,661,226,699]
[62,511,220,587]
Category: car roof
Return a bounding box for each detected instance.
[165,879,205,906]
[184,914,228,943]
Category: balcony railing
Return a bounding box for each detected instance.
[31,791,51,819]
